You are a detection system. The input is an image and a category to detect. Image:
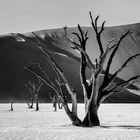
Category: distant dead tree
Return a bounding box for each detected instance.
[57,96,63,109]
[26,97,34,109]
[25,81,34,109]
[10,100,13,111]
[49,93,63,111]
[25,77,43,111]
[49,93,57,111]
[17,12,140,127]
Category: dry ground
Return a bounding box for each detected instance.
[0,103,140,140]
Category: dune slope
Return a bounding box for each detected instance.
[0,23,140,102]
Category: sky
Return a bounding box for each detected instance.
[0,0,140,34]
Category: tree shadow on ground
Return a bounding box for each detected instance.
[100,125,140,130]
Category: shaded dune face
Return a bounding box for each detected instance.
[0,23,140,103]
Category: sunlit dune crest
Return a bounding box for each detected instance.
[126,88,140,96]
[56,52,68,57]
[10,33,26,42]
[15,36,25,42]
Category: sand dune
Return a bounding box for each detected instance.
[0,23,140,102]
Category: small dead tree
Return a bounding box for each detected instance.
[49,93,58,111]
[25,78,43,111]
[25,81,34,109]
[49,93,63,110]
[27,97,34,109]
[57,96,63,109]
[10,100,13,111]
[18,12,140,127]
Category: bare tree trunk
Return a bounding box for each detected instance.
[62,102,81,126]
[54,102,57,111]
[64,83,78,115]
[58,102,61,109]
[82,101,100,127]
[83,89,89,114]
[10,100,13,111]
[30,97,34,108]
[57,96,62,109]
[35,94,39,111]
[71,93,77,116]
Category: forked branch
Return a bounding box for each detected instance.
[69,39,95,69]
[69,25,94,99]
[89,11,106,57]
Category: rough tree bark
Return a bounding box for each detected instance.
[16,12,140,127]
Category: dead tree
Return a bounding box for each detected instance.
[57,96,63,109]
[18,12,140,127]
[49,93,58,111]
[49,93,63,110]
[25,81,34,109]
[10,100,13,111]
[25,78,43,111]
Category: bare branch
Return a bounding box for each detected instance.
[75,44,95,69]
[104,29,131,82]
[84,31,88,38]
[25,82,34,96]
[95,16,99,30]
[71,41,81,48]
[99,75,140,103]
[77,24,85,43]
[89,11,96,31]
[94,39,116,77]
[24,66,60,93]
[45,51,76,98]
[89,11,105,57]
[68,37,95,70]
[106,38,116,48]
[99,21,106,35]
[29,61,60,89]
[108,75,140,93]
[31,32,67,83]
[99,41,115,66]
[36,62,57,87]
[36,78,43,94]
[72,32,82,44]
[68,24,93,99]
[108,53,140,87]
[31,32,76,98]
